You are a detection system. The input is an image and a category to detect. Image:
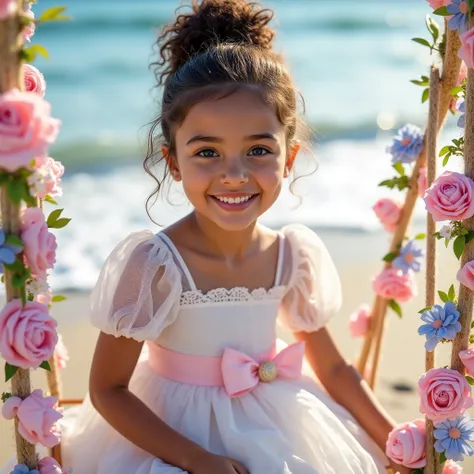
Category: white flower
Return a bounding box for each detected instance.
[440,225,453,239]
[27,167,54,198]
[27,278,50,297]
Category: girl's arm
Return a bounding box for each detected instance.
[294,327,395,454]
[89,332,209,471]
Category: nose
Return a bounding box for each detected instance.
[220,158,249,186]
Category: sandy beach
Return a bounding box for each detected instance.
[1,226,474,471]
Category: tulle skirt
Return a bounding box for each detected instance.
[56,354,388,474]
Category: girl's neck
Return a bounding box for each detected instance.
[186,211,260,260]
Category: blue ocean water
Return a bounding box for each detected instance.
[24,0,464,290]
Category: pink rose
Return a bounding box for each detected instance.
[443,460,463,473]
[0,89,61,172]
[418,167,428,198]
[23,3,35,42]
[373,198,402,232]
[21,207,57,278]
[424,171,474,221]
[348,304,371,338]
[1,389,62,448]
[458,28,474,69]
[0,0,17,20]
[0,299,57,368]
[24,64,46,97]
[32,156,64,198]
[38,456,71,474]
[418,367,473,423]
[372,268,416,303]
[385,419,426,469]
[54,333,69,370]
[426,0,450,9]
[459,348,474,377]
[457,260,474,291]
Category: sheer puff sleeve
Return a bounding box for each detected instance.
[90,231,182,342]
[279,224,342,333]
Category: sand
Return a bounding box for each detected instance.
[1,227,474,471]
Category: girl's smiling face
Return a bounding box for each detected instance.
[169,89,295,232]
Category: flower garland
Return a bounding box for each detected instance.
[355,3,465,393]
[383,1,474,473]
[0,1,71,473]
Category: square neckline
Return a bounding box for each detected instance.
[156,231,285,294]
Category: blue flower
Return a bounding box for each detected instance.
[457,99,466,129]
[393,240,424,274]
[386,124,424,164]
[447,0,470,34]
[9,465,40,474]
[418,301,461,351]
[434,415,474,462]
[0,228,23,274]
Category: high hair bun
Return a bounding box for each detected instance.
[155,0,275,85]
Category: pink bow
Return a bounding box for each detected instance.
[221,341,305,398]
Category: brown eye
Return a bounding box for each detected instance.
[248,146,271,156]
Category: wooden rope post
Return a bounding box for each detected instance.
[424,66,441,474]
[451,37,474,375]
[358,25,462,389]
[0,0,37,468]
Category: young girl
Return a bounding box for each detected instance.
[61,1,410,473]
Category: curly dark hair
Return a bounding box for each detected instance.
[144,0,309,216]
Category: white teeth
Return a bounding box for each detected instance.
[215,195,252,204]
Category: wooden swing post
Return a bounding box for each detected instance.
[358,27,462,390]
[0,0,36,468]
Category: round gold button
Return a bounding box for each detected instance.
[258,361,278,382]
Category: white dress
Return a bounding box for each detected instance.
[57,224,387,474]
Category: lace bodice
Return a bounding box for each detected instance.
[89,224,342,346]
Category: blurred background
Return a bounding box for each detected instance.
[33,0,460,292]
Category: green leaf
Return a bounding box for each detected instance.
[442,153,451,167]
[438,291,449,303]
[466,375,474,386]
[415,233,426,240]
[389,299,403,318]
[469,0,474,13]
[412,37,431,48]
[418,306,432,314]
[5,363,18,383]
[422,88,430,103]
[426,15,439,43]
[0,173,10,186]
[4,235,23,248]
[453,235,466,260]
[433,6,450,16]
[411,79,430,86]
[38,6,71,22]
[52,295,66,303]
[439,146,451,156]
[470,333,474,344]
[49,217,71,229]
[46,208,63,227]
[450,85,464,97]
[448,284,456,302]
[383,252,398,262]
[378,179,396,189]
[411,470,423,474]
[392,162,405,176]
[44,195,58,205]
[11,273,27,289]
[23,44,50,61]
[439,452,447,464]
[6,180,24,204]
[39,360,51,371]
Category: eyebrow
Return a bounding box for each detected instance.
[185,133,277,146]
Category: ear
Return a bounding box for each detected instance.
[162,145,181,182]
[284,143,300,178]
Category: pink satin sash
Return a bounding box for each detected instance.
[146,341,305,398]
